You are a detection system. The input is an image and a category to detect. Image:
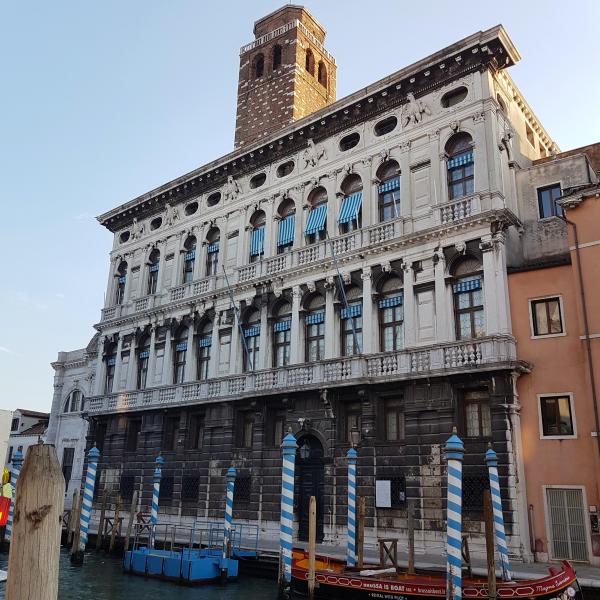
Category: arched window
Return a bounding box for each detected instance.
[304,294,325,361]
[272,301,291,368]
[205,228,220,276]
[115,261,127,305]
[341,285,362,356]
[104,343,117,394]
[272,44,282,70]
[305,187,328,244]
[451,256,484,340]
[196,320,212,381]
[173,326,188,384]
[339,175,363,234]
[243,308,261,372]
[305,49,315,76]
[377,161,401,222]
[378,276,404,352]
[249,211,266,263]
[446,133,474,201]
[137,334,151,390]
[254,53,264,78]
[317,61,327,87]
[277,199,296,254]
[147,249,160,295]
[182,236,197,284]
[64,390,84,413]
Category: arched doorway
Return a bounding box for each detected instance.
[296,434,325,542]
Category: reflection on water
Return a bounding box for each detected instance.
[0,549,278,600]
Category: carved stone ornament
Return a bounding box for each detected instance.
[402,92,432,127]
[454,241,467,255]
[131,217,144,240]
[306,281,316,294]
[381,260,392,273]
[164,203,180,227]
[303,138,327,169]
[472,111,485,123]
[222,175,241,202]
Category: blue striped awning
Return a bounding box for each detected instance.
[447,151,473,169]
[341,303,362,319]
[378,295,403,309]
[378,176,400,194]
[273,319,291,332]
[117,276,126,284]
[149,263,159,273]
[198,336,212,348]
[277,215,295,247]
[304,204,327,235]
[244,325,260,338]
[250,227,265,256]
[175,342,188,352]
[453,276,482,293]
[305,311,324,325]
[338,192,362,225]
[138,350,150,359]
[207,242,219,253]
[106,355,116,366]
[184,250,195,261]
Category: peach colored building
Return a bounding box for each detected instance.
[509,144,600,565]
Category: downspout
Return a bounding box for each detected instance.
[562,214,600,459]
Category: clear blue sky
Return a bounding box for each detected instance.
[1,1,599,413]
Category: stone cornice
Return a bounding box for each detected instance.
[97,26,518,233]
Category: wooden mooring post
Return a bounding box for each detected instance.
[5,444,65,600]
[484,489,497,600]
[407,499,415,574]
[356,496,365,570]
[66,489,78,547]
[96,490,107,551]
[109,494,121,554]
[123,489,139,553]
[69,495,82,560]
[308,496,316,599]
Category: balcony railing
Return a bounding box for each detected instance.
[86,335,516,415]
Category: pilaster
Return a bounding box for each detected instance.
[402,262,416,347]
[290,286,302,364]
[361,267,374,354]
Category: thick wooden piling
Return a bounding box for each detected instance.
[123,489,138,553]
[5,444,65,600]
[96,490,107,551]
[484,489,497,600]
[308,496,316,599]
[69,495,82,560]
[356,496,365,569]
[407,499,415,574]
[109,494,121,553]
[66,489,78,547]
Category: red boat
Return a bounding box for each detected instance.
[291,549,581,600]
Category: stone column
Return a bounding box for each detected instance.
[480,234,506,335]
[434,248,452,343]
[323,174,337,239]
[184,322,196,382]
[402,262,416,347]
[112,336,124,392]
[104,257,118,308]
[398,142,412,220]
[207,326,220,379]
[173,234,186,288]
[126,335,138,390]
[356,158,372,228]
[264,197,276,257]
[361,267,374,354]
[230,305,242,373]
[162,326,173,385]
[258,298,269,370]
[290,286,302,364]
[324,280,337,359]
[146,326,157,388]
[154,241,167,294]
[494,231,511,334]
[93,336,105,395]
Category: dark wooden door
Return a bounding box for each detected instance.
[297,436,324,542]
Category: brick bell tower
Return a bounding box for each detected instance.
[234,5,337,149]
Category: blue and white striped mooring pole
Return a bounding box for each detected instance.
[222,466,236,561]
[78,445,101,554]
[149,454,164,549]
[279,432,298,586]
[486,445,512,581]
[5,449,24,542]
[346,447,358,568]
[444,430,465,600]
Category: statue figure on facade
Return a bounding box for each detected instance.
[131,217,144,240]
[223,176,241,202]
[303,139,327,169]
[164,203,180,227]
[402,92,432,126]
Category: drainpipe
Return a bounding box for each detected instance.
[562,215,600,459]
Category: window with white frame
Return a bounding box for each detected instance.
[196,321,212,381]
[63,390,84,413]
[272,301,291,368]
[537,184,563,219]
[205,228,220,276]
[378,276,404,352]
[539,394,575,438]
[530,296,564,337]
[182,236,196,284]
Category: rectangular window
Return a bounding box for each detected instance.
[390,476,406,508]
[7,446,13,463]
[163,416,180,451]
[11,418,19,432]
[537,184,563,219]
[120,473,135,501]
[104,357,116,394]
[234,476,251,507]
[173,344,187,384]
[182,254,194,283]
[125,418,142,452]
[378,177,401,221]
[61,447,75,485]
[341,302,362,357]
[159,476,174,500]
[206,245,219,276]
[273,327,291,368]
[197,341,211,381]
[244,332,260,372]
[530,297,564,336]
[462,390,492,438]
[463,474,488,512]
[181,474,200,501]
[453,278,484,340]
[384,399,405,442]
[345,402,361,443]
[305,313,325,361]
[188,413,204,450]
[237,411,254,448]
[540,395,575,438]
[147,269,158,295]
[137,352,149,390]
[447,152,474,201]
[379,295,404,352]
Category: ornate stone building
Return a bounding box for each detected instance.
[49,7,563,559]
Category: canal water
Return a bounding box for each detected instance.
[0,549,278,600]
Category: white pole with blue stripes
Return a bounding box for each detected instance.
[149,454,164,549]
[486,445,512,581]
[346,447,358,567]
[78,445,100,554]
[5,449,24,543]
[222,466,236,560]
[279,432,298,586]
[444,430,465,600]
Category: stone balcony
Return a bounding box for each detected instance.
[86,335,517,415]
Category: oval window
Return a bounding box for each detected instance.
[249,173,266,189]
[277,160,294,178]
[441,86,468,108]
[185,201,199,216]
[207,192,221,207]
[150,217,162,230]
[119,231,130,243]
[339,132,360,152]
[374,116,398,137]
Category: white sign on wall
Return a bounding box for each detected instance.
[376,480,391,508]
